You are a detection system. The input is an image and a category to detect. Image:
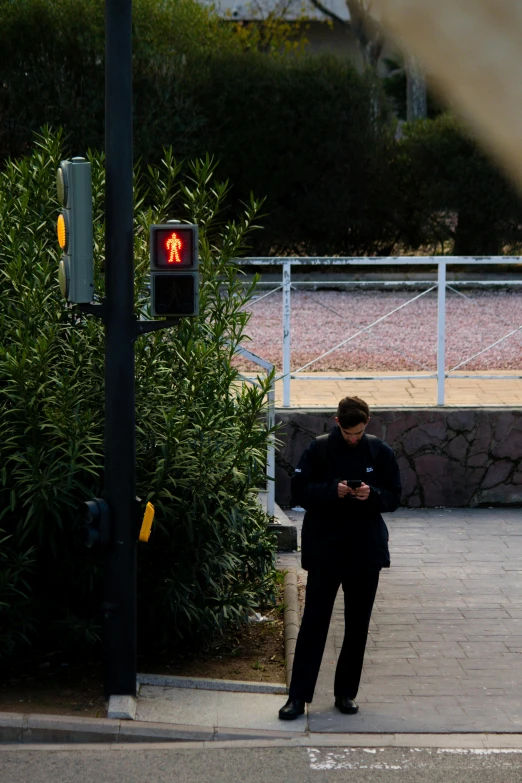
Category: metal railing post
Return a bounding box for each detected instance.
[437,261,447,405]
[282,261,291,407]
[233,344,276,519]
[266,376,276,518]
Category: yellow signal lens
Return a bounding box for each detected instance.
[139,502,155,543]
[57,213,67,251]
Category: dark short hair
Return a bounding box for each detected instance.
[336,396,370,428]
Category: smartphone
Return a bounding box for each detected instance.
[346,479,362,489]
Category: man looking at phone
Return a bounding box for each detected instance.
[279,396,402,720]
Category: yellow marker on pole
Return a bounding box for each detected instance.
[139,502,155,542]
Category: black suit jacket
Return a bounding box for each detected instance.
[291,426,402,571]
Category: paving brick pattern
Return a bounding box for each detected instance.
[259,371,522,408]
[283,508,522,733]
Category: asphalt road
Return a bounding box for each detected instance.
[2,744,522,783]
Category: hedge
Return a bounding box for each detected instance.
[1,2,521,257]
[0,128,277,661]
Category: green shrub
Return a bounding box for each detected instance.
[187,52,396,256]
[3,2,519,258]
[0,0,397,255]
[0,531,35,658]
[0,128,277,661]
[0,0,237,162]
[394,115,522,255]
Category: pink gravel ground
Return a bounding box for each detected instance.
[233,289,522,373]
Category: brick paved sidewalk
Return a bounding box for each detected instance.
[271,372,522,408]
[281,507,522,733]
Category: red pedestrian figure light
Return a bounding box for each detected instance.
[166,232,183,264]
[150,223,198,316]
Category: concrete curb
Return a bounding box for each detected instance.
[6,721,522,750]
[107,695,137,720]
[0,711,305,744]
[136,673,287,695]
[282,568,300,689]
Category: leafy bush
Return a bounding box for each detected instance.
[393,115,522,255]
[0,128,277,661]
[0,0,397,255]
[2,1,519,258]
[188,52,396,256]
[0,531,35,658]
[0,0,237,162]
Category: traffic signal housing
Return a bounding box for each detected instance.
[149,223,199,317]
[56,157,94,303]
[79,498,111,549]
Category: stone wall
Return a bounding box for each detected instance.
[275,409,522,508]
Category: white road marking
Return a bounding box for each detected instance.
[307,746,522,771]
[307,748,404,770]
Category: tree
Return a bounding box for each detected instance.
[307,0,427,120]
[405,52,427,122]
[227,0,310,56]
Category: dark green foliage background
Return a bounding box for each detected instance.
[394,116,522,256]
[0,129,277,661]
[187,53,397,256]
[2,0,521,255]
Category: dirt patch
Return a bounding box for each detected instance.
[0,594,286,719]
[140,606,285,685]
[0,657,108,719]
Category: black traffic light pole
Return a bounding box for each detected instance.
[103,0,136,696]
[97,0,185,697]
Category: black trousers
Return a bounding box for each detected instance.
[288,564,380,704]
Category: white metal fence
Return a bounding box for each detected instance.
[235,256,522,407]
[233,345,276,518]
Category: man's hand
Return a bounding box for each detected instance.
[338,481,371,500]
[337,480,353,498]
[354,482,371,501]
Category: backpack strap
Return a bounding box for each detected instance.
[315,433,330,467]
[365,433,382,467]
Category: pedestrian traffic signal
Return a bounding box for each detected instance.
[56,157,94,303]
[79,498,111,549]
[149,223,199,317]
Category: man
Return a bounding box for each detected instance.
[278,396,401,720]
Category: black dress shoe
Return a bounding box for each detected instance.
[335,696,359,714]
[278,697,306,720]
